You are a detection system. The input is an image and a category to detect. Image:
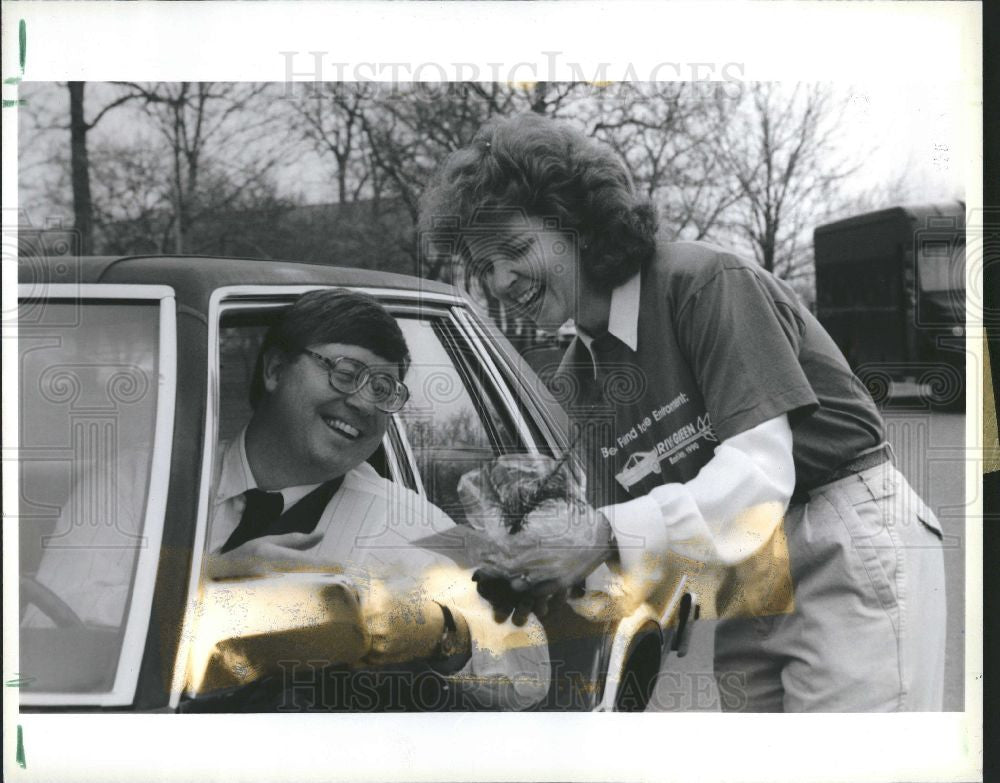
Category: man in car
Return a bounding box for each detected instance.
[204,288,550,709]
[29,288,550,711]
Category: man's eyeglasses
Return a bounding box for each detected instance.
[301,349,410,413]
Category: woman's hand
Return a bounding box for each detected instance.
[472,510,616,623]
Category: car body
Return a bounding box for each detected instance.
[16,254,693,713]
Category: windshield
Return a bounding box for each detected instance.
[19,300,160,694]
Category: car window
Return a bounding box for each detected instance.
[394,315,525,525]
[19,300,161,694]
[218,319,270,446]
[214,305,528,528]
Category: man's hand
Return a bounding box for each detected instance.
[361,582,470,668]
[203,532,330,579]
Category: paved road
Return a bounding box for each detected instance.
[649,408,967,712]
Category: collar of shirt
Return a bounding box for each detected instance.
[575,271,641,375]
[214,427,324,513]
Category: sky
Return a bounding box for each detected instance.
[18,78,967,222]
[275,81,969,207]
[835,81,967,203]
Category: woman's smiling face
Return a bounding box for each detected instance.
[470,214,584,331]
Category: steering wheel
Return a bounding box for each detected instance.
[20,575,84,627]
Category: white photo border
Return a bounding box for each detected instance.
[1,2,983,782]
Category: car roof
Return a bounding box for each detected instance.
[19,255,460,314]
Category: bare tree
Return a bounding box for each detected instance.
[67,83,94,254]
[711,83,860,279]
[16,82,142,250]
[354,82,587,279]
[113,82,282,253]
[527,82,583,116]
[354,85,505,277]
[583,83,743,242]
[278,82,584,281]
[287,82,373,204]
[279,82,595,279]
[87,140,175,253]
[40,130,296,259]
[62,83,137,253]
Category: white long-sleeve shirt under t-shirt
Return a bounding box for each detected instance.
[575,273,796,574]
[600,413,795,569]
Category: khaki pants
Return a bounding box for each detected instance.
[714,463,947,712]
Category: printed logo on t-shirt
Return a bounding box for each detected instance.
[614,413,718,490]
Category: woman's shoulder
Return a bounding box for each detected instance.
[648,239,763,303]
[654,238,757,278]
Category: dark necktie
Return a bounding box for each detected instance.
[220,477,344,554]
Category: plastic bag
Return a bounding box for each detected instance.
[456,453,607,582]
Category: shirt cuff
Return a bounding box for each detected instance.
[599,494,671,575]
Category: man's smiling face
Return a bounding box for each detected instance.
[261,342,394,483]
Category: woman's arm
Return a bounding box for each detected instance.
[603,414,795,579]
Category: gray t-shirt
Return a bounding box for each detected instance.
[554,241,884,508]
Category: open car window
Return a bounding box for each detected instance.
[214,301,530,527]
[394,314,527,524]
[19,287,175,705]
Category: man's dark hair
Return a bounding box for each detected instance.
[419,113,659,288]
[249,288,410,409]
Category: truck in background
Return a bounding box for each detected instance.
[814,201,966,409]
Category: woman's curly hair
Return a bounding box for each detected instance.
[419,113,658,288]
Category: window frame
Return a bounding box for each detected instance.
[17,283,177,708]
[435,317,526,454]
[392,304,535,458]
[452,306,582,483]
[450,308,546,456]
[170,284,466,706]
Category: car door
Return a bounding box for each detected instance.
[434,303,689,712]
[171,284,530,709]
